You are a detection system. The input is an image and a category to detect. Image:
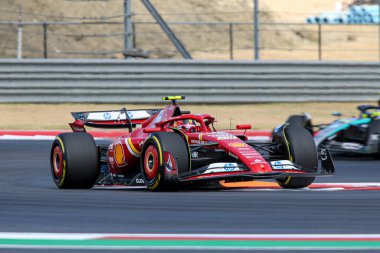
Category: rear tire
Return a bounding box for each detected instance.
[50,133,99,189]
[140,132,189,191]
[368,120,380,159]
[276,125,318,189]
[286,115,313,135]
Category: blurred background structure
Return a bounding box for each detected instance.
[0,0,380,61]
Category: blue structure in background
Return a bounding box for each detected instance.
[306,5,380,24]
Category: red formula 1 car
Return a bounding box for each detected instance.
[50,96,334,191]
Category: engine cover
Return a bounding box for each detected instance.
[107,137,142,179]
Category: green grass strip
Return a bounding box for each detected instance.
[1,239,380,249]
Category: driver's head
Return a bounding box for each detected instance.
[175,119,196,132]
[176,119,195,127]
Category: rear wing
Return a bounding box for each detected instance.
[70,108,161,130]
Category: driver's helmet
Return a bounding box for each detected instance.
[360,110,380,119]
[370,111,380,118]
[175,119,196,132]
[360,112,369,118]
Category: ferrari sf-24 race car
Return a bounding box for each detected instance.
[50,96,334,191]
[287,101,380,159]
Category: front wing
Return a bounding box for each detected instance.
[178,145,335,182]
[324,140,379,155]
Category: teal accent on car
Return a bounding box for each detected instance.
[330,118,371,136]
[314,118,372,146]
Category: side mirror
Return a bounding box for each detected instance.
[236,124,251,130]
[331,112,342,117]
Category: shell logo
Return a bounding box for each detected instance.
[228,142,247,148]
[114,142,125,166]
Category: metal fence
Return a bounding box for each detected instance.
[0,59,379,103]
[1,20,380,61]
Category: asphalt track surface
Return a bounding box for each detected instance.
[0,140,380,253]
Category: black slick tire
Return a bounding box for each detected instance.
[286,115,313,135]
[50,133,99,189]
[368,119,380,159]
[140,132,189,191]
[276,125,318,189]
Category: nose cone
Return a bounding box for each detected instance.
[202,132,272,173]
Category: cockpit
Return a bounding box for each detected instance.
[160,114,216,133]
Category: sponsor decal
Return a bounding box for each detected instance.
[135,178,144,184]
[206,132,237,140]
[241,152,262,159]
[320,148,328,161]
[190,140,199,144]
[208,132,230,136]
[127,111,134,119]
[245,156,259,159]
[87,112,121,121]
[191,152,199,159]
[341,142,363,150]
[272,160,293,165]
[270,160,299,170]
[89,110,149,122]
[129,110,151,119]
[247,136,271,142]
[111,173,125,179]
[228,142,247,148]
[224,163,235,172]
[272,160,284,169]
[272,165,297,170]
[217,136,235,140]
[166,154,173,169]
[254,159,263,163]
[190,140,206,144]
[114,142,125,166]
[164,152,177,173]
[103,112,112,120]
[203,163,240,174]
[238,147,253,151]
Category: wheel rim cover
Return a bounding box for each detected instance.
[53,146,63,178]
[144,145,159,180]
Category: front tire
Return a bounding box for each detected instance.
[368,119,380,159]
[276,125,318,189]
[140,132,189,191]
[50,133,99,189]
[286,115,313,135]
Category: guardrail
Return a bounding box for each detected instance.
[0,59,379,103]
